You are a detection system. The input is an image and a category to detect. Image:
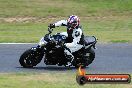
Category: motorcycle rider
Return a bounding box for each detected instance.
[49,15,84,66]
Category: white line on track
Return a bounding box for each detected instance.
[0,43,37,44]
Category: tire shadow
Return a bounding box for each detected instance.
[33,66,77,71]
[16,66,81,72]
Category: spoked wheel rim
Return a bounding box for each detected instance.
[23,54,33,67]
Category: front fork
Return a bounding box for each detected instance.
[31,45,46,55]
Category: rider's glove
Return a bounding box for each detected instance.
[48,23,55,29]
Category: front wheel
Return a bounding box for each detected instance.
[19,49,43,68]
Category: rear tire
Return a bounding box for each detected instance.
[74,48,95,68]
[85,48,95,65]
[75,64,86,68]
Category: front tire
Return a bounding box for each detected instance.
[19,49,43,68]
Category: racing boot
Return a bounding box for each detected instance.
[64,49,74,67]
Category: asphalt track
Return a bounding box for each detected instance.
[0,43,132,73]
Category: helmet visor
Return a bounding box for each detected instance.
[67,21,78,29]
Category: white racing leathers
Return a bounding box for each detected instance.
[55,20,83,63]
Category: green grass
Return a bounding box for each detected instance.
[0,72,131,88]
[0,0,132,17]
[0,16,132,43]
[0,0,132,43]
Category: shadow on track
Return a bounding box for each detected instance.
[16,66,85,72]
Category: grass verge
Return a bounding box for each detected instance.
[0,72,131,88]
[0,0,132,43]
[0,16,132,43]
[0,0,132,17]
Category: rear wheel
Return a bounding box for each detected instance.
[19,49,43,68]
[85,48,95,65]
[74,63,86,68]
[74,58,87,68]
[74,48,95,68]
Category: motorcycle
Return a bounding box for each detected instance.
[19,28,97,68]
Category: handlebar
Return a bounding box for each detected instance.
[48,27,53,34]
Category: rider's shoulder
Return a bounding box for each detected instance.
[79,25,82,29]
[76,25,82,30]
[57,20,67,23]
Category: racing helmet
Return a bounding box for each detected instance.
[67,15,80,30]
